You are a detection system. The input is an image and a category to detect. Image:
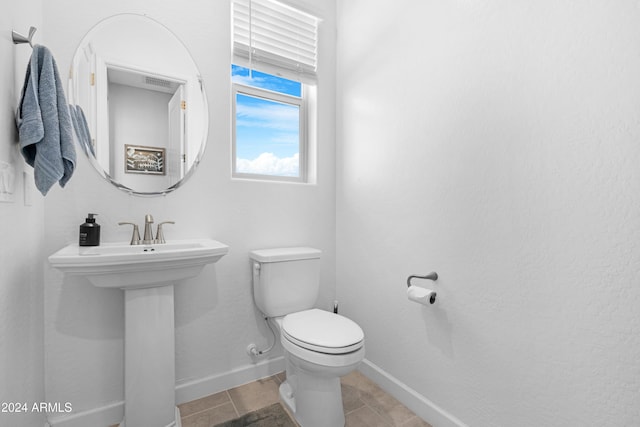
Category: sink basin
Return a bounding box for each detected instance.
[49,238,229,289]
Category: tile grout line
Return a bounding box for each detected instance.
[356,397,394,427]
[179,391,237,422]
[226,389,240,418]
[400,415,425,426]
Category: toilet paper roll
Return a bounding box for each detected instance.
[407,285,436,305]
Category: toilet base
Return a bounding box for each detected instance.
[280,351,360,427]
[279,377,345,427]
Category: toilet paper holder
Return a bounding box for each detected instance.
[407,272,438,287]
[407,272,438,304]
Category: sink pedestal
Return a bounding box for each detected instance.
[119,285,180,427]
[48,239,229,427]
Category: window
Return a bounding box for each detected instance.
[232,65,305,180]
[231,0,319,182]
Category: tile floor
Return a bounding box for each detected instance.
[178,370,433,427]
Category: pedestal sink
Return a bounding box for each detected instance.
[49,239,229,427]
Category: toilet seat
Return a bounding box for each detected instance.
[282,309,364,354]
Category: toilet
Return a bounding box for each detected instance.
[249,247,365,427]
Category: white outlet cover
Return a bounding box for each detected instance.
[0,161,15,203]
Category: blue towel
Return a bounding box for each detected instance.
[69,104,94,156]
[16,44,76,196]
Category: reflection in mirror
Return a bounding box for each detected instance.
[68,14,208,195]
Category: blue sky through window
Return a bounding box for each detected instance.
[232,65,301,97]
[232,65,302,177]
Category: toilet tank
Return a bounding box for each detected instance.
[249,247,322,317]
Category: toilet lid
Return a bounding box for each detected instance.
[282,309,364,354]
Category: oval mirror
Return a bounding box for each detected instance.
[68,14,208,195]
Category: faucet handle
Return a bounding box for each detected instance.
[154,221,175,244]
[118,222,141,245]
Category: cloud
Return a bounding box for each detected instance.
[231,66,300,96]
[236,152,299,177]
[236,99,299,132]
[232,74,266,87]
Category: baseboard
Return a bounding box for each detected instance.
[47,357,458,427]
[46,357,285,427]
[175,356,285,404]
[46,400,123,427]
[359,359,468,427]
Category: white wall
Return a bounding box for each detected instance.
[337,1,640,426]
[0,1,46,426]
[41,0,336,425]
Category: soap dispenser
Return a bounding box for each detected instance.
[79,213,100,246]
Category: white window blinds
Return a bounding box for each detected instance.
[232,0,319,82]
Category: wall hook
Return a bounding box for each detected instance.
[12,26,37,47]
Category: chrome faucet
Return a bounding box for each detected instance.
[118,214,175,245]
[142,214,154,244]
[119,214,174,245]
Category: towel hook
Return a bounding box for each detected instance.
[12,26,37,47]
[406,272,438,288]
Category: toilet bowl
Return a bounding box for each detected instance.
[249,248,365,427]
[273,309,365,427]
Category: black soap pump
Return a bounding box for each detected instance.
[79,213,100,246]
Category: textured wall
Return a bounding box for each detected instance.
[336,1,640,426]
[0,1,46,427]
[41,0,336,424]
